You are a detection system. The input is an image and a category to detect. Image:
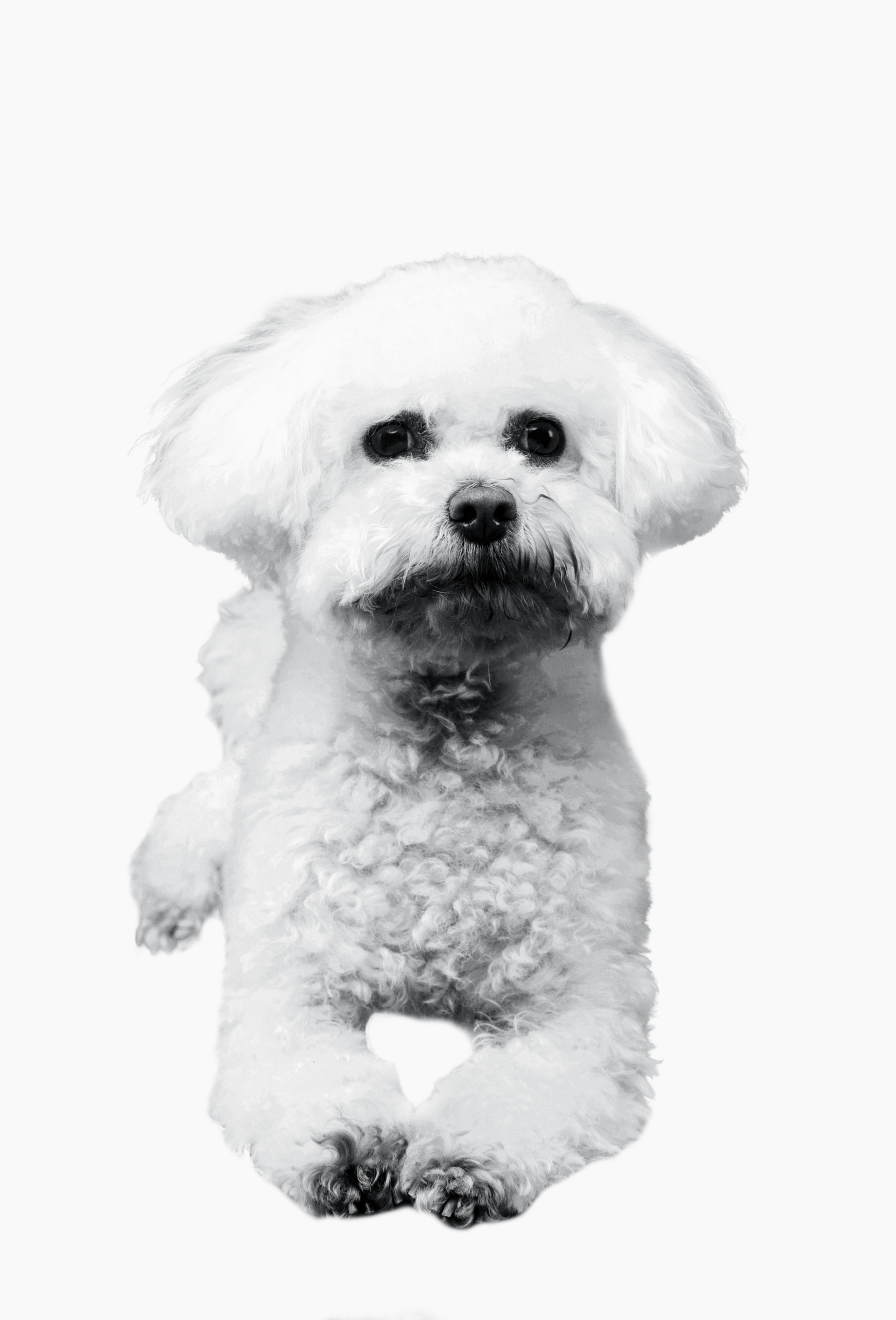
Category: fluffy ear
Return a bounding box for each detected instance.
[590,306,745,551]
[141,300,332,575]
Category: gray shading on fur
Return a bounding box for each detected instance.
[296,1127,410,1217]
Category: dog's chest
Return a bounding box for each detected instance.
[234,719,642,1017]
[277,735,588,926]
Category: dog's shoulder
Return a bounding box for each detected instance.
[198,586,286,752]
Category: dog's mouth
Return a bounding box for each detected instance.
[344,542,594,650]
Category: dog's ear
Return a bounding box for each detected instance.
[590,307,745,551]
[141,301,332,576]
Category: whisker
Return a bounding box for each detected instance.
[561,529,580,582]
[536,524,556,578]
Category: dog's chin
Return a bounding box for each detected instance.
[343,557,596,659]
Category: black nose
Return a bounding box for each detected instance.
[447,484,517,545]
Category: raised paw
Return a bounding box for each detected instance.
[406,1157,527,1228]
[135,904,208,953]
[295,1128,409,1217]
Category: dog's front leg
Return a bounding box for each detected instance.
[134,585,286,953]
[402,986,655,1225]
[132,761,239,952]
[211,986,413,1216]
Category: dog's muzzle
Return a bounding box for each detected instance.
[447,484,517,546]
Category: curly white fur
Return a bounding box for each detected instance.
[133,255,743,1224]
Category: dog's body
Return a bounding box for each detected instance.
[134,256,742,1224]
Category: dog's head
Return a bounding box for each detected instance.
[143,256,743,661]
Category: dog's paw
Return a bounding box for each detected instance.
[294,1127,409,1217]
[405,1157,529,1228]
[135,904,207,953]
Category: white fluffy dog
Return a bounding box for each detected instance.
[133,256,743,1226]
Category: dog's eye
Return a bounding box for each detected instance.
[364,415,426,460]
[508,414,566,460]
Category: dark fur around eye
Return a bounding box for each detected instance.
[505,412,566,461]
[364,412,429,461]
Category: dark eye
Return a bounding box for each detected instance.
[364,414,426,460]
[508,414,566,460]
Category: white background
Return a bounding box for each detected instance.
[2,3,893,1317]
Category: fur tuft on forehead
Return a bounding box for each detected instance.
[314,255,581,387]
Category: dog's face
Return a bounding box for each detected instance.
[143,257,743,660]
[292,380,634,661]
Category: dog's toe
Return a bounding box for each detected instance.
[297,1127,409,1217]
[407,1158,525,1228]
[136,906,205,953]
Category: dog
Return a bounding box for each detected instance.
[133,255,743,1226]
